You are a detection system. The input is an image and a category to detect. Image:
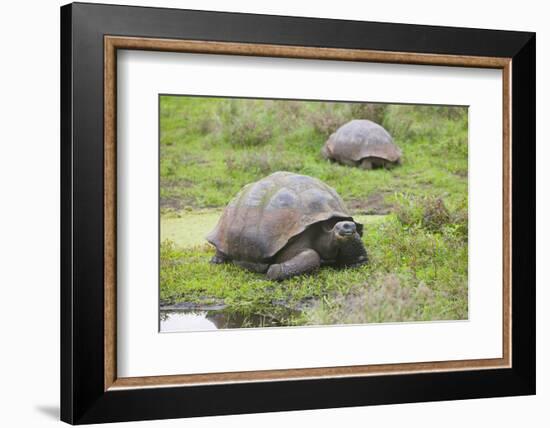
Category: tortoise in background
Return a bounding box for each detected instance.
[321,119,402,169]
[206,172,368,281]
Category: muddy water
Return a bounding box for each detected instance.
[160,306,301,332]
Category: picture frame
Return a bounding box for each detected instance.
[60,2,535,424]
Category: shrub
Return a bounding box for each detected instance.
[394,194,467,241]
[348,103,388,125]
[308,103,347,137]
[394,193,424,227]
[395,194,452,232]
[196,114,221,135]
[219,100,274,147]
[448,199,468,240]
[308,102,389,137]
[272,100,305,127]
[422,196,451,231]
[225,116,273,147]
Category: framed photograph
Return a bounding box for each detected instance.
[60,2,535,424]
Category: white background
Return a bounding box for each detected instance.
[0,0,546,427]
[118,51,503,377]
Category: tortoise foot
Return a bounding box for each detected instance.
[210,249,229,265]
[347,256,368,268]
[266,264,284,281]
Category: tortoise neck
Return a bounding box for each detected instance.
[336,234,368,266]
[312,227,340,260]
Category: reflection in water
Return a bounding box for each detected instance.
[161,311,218,332]
[160,307,301,332]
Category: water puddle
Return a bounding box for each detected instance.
[160,305,301,332]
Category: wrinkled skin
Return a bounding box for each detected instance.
[211,218,368,281]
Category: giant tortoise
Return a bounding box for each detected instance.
[206,172,368,281]
[321,119,402,169]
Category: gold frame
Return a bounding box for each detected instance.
[104,36,512,391]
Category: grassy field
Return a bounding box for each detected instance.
[160,96,468,327]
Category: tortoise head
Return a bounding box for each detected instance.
[322,220,367,267]
[333,221,361,239]
[321,219,362,239]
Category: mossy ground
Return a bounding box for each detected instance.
[160,96,469,327]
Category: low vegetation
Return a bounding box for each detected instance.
[160,96,468,327]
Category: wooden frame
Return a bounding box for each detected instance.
[62,2,535,424]
[104,35,512,390]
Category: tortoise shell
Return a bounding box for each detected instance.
[323,119,401,163]
[206,172,352,262]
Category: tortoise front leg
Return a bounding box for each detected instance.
[266,249,321,281]
[359,158,373,170]
[210,249,229,264]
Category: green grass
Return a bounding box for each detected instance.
[160,213,468,324]
[159,96,469,326]
[160,98,468,212]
